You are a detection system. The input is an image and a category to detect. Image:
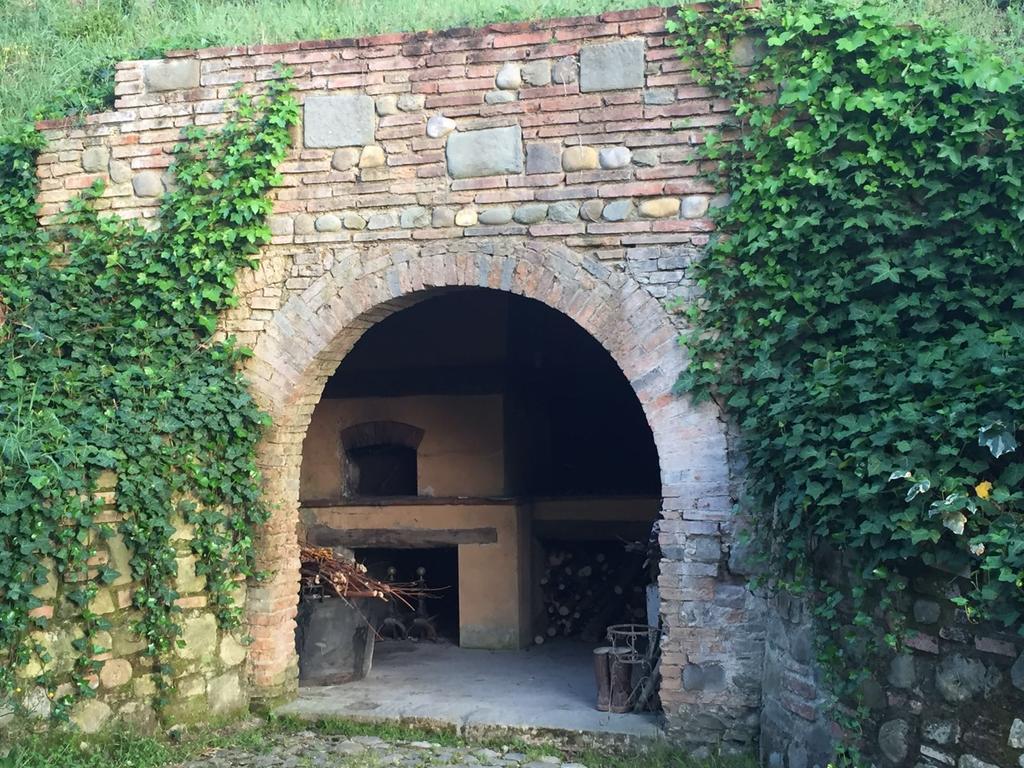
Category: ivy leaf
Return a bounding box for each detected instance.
[979,420,1019,458]
[905,477,931,502]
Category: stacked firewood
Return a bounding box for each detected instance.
[534,541,650,644]
[300,545,425,605]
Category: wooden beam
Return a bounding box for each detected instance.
[306,525,498,549]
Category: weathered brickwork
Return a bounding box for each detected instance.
[34,6,766,749]
[2,473,249,733]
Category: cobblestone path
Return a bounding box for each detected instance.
[178,732,593,768]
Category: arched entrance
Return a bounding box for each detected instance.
[240,241,733,735]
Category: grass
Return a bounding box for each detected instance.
[1,715,757,768]
[1,0,1022,135]
[1,719,273,768]
[831,0,1024,56]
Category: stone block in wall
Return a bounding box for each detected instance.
[521,60,551,87]
[175,554,206,593]
[562,145,598,172]
[107,534,133,586]
[478,207,514,225]
[70,699,112,734]
[143,60,200,92]
[118,701,158,731]
[220,633,248,667]
[427,116,457,139]
[526,142,562,175]
[303,95,377,148]
[1013,651,1024,689]
[208,670,245,715]
[31,558,58,601]
[81,146,109,173]
[878,719,911,764]
[176,613,218,661]
[599,146,632,170]
[445,125,524,179]
[495,63,521,90]
[731,35,769,67]
[99,658,133,689]
[580,39,646,92]
[549,201,580,222]
[132,172,164,199]
[552,56,578,85]
[485,90,517,105]
[513,203,548,224]
[935,653,991,703]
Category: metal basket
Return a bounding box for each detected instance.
[606,623,658,665]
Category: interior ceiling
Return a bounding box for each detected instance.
[324,288,622,397]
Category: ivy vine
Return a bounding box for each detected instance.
[670,0,1024,751]
[0,75,298,718]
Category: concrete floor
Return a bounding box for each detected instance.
[277,640,663,742]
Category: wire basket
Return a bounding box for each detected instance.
[606,623,658,665]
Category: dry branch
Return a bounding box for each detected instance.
[299,545,430,607]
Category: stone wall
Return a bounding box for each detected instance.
[33,6,766,750]
[761,574,1024,768]
[1,473,248,734]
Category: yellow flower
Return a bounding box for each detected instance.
[975,481,992,499]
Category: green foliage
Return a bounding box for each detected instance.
[0,76,297,716]
[669,0,1024,734]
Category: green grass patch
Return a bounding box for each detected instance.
[1,720,272,768]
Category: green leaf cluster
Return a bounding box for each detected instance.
[670,0,1024,737]
[0,75,298,717]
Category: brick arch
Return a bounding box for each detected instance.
[242,240,731,726]
[339,421,425,453]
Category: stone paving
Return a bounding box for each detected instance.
[177,732,590,768]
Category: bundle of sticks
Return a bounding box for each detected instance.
[300,545,425,606]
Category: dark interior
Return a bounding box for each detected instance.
[356,546,460,643]
[346,444,418,497]
[324,288,661,498]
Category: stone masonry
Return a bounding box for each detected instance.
[0,473,249,734]
[761,578,1024,768]
[33,6,765,751]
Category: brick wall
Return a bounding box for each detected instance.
[34,6,766,750]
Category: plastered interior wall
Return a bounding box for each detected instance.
[302,501,531,648]
[298,396,659,650]
[299,395,505,500]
